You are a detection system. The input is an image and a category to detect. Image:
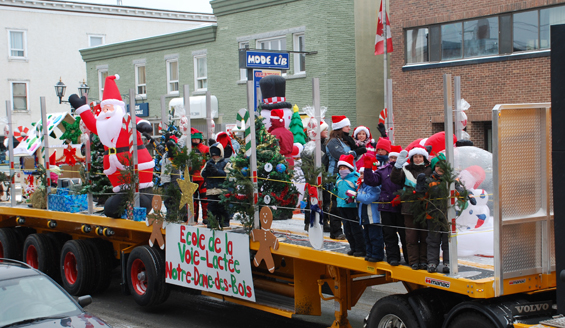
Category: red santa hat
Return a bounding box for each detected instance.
[305,183,318,200]
[408,145,429,160]
[270,109,285,123]
[353,126,371,140]
[376,138,392,153]
[100,74,125,108]
[320,120,329,132]
[337,154,355,170]
[331,115,351,130]
[216,132,233,149]
[389,145,403,157]
[292,143,303,158]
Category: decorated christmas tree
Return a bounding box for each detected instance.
[289,105,307,145]
[220,116,299,230]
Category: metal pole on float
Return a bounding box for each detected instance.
[443,74,458,275]
[206,91,213,142]
[6,101,16,207]
[387,78,394,144]
[129,89,139,208]
[382,0,388,128]
[40,97,51,210]
[454,77,463,141]
[84,94,93,215]
[312,78,322,204]
[183,85,194,225]
[246,81,259,228]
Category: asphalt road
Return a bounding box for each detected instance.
[86,269,406,328]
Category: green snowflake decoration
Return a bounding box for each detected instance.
[59,117,82,144]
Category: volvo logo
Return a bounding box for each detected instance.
[512,301,552,316]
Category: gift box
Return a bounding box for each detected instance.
[57,188,70,196]
[48,194,88,213]
[122,207,146,221]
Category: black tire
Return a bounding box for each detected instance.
[126,245,170,307]
[365,295,420,328]
[448,312,496,328]
[22,234,59,280]
[60,239,96,296]
[0,228,23,260]
[84,239,113,294]
[45,232,71,283]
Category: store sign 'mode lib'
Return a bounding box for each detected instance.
[239,50,289,70]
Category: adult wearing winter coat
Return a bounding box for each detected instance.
[268,109,294,166]
[363,149,408,266]
[390,146,433,270]
[201,143,231,227]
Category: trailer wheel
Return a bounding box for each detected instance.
[23,234,58,280]
[127,245,170,306]
[447,312,496,328]
[60,240,95,296]
[365,295,420,328]
[0,228,23,260]
[85,239,113,294]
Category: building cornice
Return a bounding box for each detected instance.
[80,25,217,62]
[0,0,217,22]
[210,0,300,17]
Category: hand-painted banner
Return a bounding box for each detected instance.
[165,224,256,302]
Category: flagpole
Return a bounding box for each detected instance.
[383,0,388,135]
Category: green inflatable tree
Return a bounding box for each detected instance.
[221,115,299,230]
[289,104,307,145]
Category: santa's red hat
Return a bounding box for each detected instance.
[353,126,371,140]
[376,138,391,153]
[332,115,351,130]
[337,154,355,170]
[389,145,402,157]
[100,74,125,108]
[408,145,429,160]
[216,132,233,149]
[292,143,303,158]
[270,109,285,123]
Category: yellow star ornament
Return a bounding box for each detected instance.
[177,167,199,216]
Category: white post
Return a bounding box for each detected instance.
[444,74,458,275]
[454,77,463,141]
[382,0,388,130]
[247,81,259,228]
[40,97,50,209]
[386,78,394,144]
[183,85,194,224]
[84,94,93,214]
[312,78,322,203]
[129,89,139,208]
[6,101,16,207]
[206,91,213,142]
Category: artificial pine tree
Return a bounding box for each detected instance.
[289,105,307,145]
[220,116,299,230]
[80,133,113,204]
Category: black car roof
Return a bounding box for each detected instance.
[0,259,42,281]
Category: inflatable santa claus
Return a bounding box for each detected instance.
[69,74,154,218]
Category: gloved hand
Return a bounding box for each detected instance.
[142,133,154,144]
[345,190,357,204]
[394,150,408,169]
[391,195,401,207]
[207,161,219,175]
[377,123,387,138]
[364,154,377,169]
[137,121,153,134]
[354,146,367,156]
[68,94,86,110]
[299,200,307,213]
[156,144,166,156]
[415,173,428,193]
[468,194,477,206]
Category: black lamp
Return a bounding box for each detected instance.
[55,78,67,104]
[78,79,90,98]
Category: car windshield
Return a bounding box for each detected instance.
[0,275,81,327]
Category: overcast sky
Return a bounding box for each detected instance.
[63,0,213,13]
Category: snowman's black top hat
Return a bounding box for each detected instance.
[259,75,292,110]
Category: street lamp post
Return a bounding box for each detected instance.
[78,79,90,98]
[55,78,67,104]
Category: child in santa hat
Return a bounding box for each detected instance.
[390,145,432,270]
[215,132,235,159]
[335,154,365,256]
[353,125,376,169]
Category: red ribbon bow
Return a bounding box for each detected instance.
[64,147,77,166]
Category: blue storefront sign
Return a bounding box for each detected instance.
[126,102,149,117]
[253,69,282,111]
[244,51,289,70]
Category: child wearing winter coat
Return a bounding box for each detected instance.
[335,154,366,256]
[201,143,231,228]
[356,167,384,262]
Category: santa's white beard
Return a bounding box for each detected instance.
[96,105,123,148]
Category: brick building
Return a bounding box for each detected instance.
[389,0,564,150]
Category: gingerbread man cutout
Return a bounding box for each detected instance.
[146,195,166,250]
[250,207,279,273]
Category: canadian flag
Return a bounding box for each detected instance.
[375,1,393,55]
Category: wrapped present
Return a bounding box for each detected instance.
[133,207,146,222]
[48,194,87,213]
[57,188,70,196]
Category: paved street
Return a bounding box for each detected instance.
[86,269,406,328]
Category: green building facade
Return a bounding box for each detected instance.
[80,0,386,135]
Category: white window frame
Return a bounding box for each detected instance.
[8,29,27,60]
[88,34,105,47]
[166,59,179,95]
[194,54,207,92]
[239,41,249,81]
[256,36,286,50]
[293,33,306,75]
[10,81,29,112]
[98,68,108,100]
[135,63,147,99]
